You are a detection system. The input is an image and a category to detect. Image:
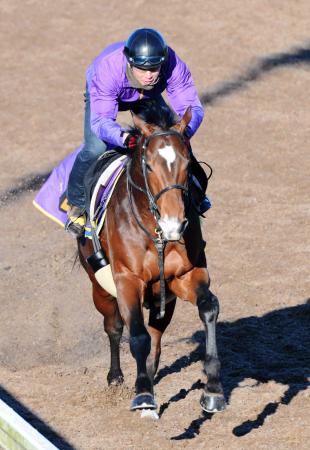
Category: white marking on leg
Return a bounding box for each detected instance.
[140,409,159,420]
[158,145,176,172]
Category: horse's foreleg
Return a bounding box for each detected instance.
[169,269,226,413]
[115,276,156,410]
[147,298,176,381]
[197,285,226,413]
[129,314,157,410]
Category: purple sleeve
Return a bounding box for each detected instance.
[166,49,204,137]
[88,60,125,148]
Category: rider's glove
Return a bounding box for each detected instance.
[122,131,138,150]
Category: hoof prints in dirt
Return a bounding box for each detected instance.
[102,385,135,407]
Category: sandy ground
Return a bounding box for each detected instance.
[0,1,309,449]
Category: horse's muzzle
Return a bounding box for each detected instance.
[158,217,188,241]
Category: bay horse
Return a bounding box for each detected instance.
[78,102,226,414]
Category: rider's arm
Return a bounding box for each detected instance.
[88,61,126,148]
[165,48,204,138]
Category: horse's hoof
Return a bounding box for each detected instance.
[200,391,226,413]
[107,371,124,386]
[130,393,157,411]
[108,375,124,386]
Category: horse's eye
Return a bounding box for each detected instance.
[146,163,153,172]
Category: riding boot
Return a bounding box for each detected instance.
[65,205,86,238]
[190,153,212,215]
[199,195,212,215]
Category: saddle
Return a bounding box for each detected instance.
[84,150,129,237]
[84,150,125,214]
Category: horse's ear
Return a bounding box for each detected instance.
[173,106,192,134]
[132,113,153,137]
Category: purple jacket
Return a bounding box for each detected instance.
[86,42,204,148]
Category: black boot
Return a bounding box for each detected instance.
[65,206,86,238]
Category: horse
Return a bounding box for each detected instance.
[77,102,226,415]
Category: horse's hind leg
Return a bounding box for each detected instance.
[78,242,124,385]
[197,285,226,413]
[93,284,124,386]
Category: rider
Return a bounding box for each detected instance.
[66,28,209,238]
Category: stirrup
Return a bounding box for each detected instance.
[65,219,85,238]
[65,207,86,238]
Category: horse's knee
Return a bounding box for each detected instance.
[197,288,219,322]
[104,317,123,336]
[130,332,151,360]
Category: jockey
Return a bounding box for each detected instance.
[66,28,209,238]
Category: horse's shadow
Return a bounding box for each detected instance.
[154,298,310,440]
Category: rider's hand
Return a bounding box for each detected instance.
[123,131,138,150]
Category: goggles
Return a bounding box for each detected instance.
[128,55,165,67]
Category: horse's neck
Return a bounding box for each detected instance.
[131,153,144,186]
[127,156,157,226]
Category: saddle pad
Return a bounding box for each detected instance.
[33,146,83,227]
[33,146,128,237]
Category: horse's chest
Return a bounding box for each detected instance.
[143,247,191,281]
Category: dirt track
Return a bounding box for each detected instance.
[0,1,309,449]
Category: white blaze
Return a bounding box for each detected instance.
[158,145,176,172]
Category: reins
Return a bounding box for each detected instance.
[126,168,167,319]
[127,129,189,319]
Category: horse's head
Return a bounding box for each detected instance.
[132,107,192,241]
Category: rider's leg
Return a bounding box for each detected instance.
[189,150,212,215]
[66,87,107,237]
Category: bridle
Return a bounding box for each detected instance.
[127,129,190,224]
[126,129,190,319]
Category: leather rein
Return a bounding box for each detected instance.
[126,129,189,319]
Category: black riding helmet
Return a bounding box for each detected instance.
[124,28,168,69]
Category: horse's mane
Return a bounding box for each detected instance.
[131,100,177,131]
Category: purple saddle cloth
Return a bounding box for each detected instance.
[33,146,128,233]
